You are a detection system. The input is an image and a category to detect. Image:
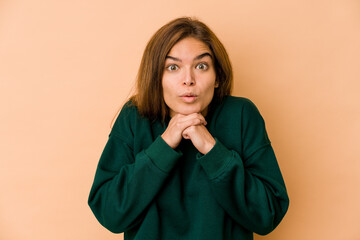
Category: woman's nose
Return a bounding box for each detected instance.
[183,69,195,86]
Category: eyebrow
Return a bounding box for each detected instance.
[165,52,213,62]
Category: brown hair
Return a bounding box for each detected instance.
[131,17,233,121]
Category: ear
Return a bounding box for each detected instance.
[214,80,219,88]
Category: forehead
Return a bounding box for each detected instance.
[167,37,212,57]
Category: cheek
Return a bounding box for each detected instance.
[162,79,177,104]
[162,82,173,98]
[202,74,217,92]
[204,81,217,101]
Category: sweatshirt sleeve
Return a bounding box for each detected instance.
[197,99,289,235]
[88,105,182,233]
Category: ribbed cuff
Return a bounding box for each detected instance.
[197,139,232,179]
[145,136,182,173]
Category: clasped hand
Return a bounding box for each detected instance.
[161,113,215,155]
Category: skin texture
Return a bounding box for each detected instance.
[161,37,218,154]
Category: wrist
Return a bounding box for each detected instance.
[161,134,176,149]
[201,138,216,155]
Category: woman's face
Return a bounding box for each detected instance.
[162,37,218,117]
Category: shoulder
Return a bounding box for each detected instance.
[222,96,270,143]
[114,100,140,123]
[222,95,255,106]
[212,96,267,134]
[209,96,271,152]
[217,95,261,117]
[117,100,140,120]
[110,100,148,138]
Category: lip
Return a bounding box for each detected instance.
[180,94,198,103]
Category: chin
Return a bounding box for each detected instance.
[176,106,203,115]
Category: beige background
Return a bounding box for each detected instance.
[1,0,359,239]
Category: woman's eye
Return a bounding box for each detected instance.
[166,64,179,71]
[196,63,208,70]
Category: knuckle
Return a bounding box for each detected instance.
[188,125,196,132]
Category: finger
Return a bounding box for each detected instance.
[182,133,190,139]
[182,128,191,139]
[178,118,206,132]
[177,113,207,125]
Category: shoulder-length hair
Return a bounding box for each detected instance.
[131,17,233,122]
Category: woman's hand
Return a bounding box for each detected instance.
[161,113,215,155]
[182,124,215,155]
[161,113,207,149]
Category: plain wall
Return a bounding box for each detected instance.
[1,0,359,239]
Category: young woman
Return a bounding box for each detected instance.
[88,17,289,239]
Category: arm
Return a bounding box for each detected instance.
[189,99,289,235]
[197,140,288,235]
[88,106,182,233]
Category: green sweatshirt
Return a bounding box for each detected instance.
[88,96,289,239]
